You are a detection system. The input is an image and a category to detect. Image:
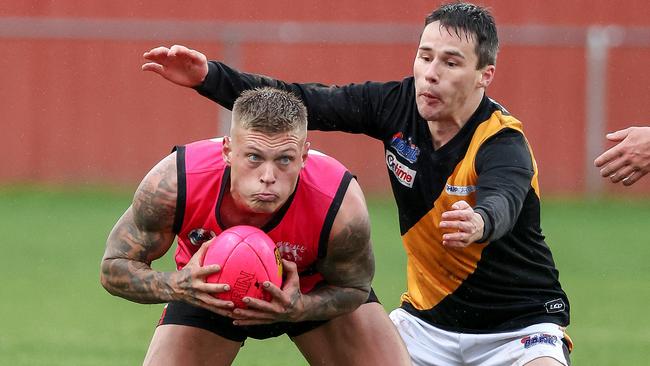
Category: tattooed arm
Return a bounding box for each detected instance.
[100,153,233,316]
[231,177,374,324]
[303,176,374,318]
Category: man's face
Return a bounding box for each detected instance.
[223,124,308,215]
[413,21,492,122]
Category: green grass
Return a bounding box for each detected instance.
[0,186,649,365]
[541,197,650,365]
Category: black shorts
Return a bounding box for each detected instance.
[158,288,379,342]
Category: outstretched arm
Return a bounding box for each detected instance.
[594,126,650,186]
[142,44,396,139]
[100,153,233,316]
[230,178,374,325]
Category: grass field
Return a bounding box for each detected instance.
[1,186,649,365]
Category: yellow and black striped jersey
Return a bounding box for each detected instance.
[198,62,570,333]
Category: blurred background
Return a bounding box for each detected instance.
[2,1,650,365]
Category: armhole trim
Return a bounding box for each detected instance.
[172,146,186,234]
[317,171,354,258]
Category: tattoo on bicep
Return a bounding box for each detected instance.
[302,216,373,319]
[133,155,178,232]
[319,215,373,288]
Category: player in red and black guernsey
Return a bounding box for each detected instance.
[142,3,573,366]
[100,88,410,366]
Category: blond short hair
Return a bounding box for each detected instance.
[232,87,307,135]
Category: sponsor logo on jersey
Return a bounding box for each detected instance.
[188,228,216,246]
[389,132,420,163]
[444,183,477,196]
[276,241,307,263]
[520,333,559,349]
[386,150,417,188]
[544,298,566,313]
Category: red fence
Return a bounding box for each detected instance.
[2,1,650,195]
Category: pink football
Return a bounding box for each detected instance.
[203,225,283,308]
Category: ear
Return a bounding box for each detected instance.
[478,65,496,88]
[301,141,310,167]
[222,136,232,165]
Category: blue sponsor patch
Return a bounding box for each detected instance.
[389,132,420,163]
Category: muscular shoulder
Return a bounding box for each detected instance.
[132,153,178,233]
[330,178,370,238]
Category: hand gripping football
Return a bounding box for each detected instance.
[203,225,283,308]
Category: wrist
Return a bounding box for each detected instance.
[164,270,186,302]
[473,208,491,243]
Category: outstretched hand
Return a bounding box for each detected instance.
[171,238,235,316]
[594,126,650,186]
[439,200,485,248]
[230,259,305,326]
[142,45,209,87]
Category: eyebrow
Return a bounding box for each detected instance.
[244,145,298,155]
[418,46,466,59]
[444,49,465,59]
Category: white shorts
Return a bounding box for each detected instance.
[389,308,571,366]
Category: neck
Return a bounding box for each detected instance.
[427,121,461,150]
[428,92,484,149]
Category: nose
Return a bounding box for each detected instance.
[424,62,439,84]
[260,163,276,184]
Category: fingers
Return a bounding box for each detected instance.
[168,44,192,58]
[229,284,294,325]
[196,261,220,273]
[594,146,621,169]
[186,240,211,268]
[281,259,299,287]
[141,62,164,73]
[191,294,235,317]
[450,200,470,210]
[144,45,196,63]
[441,236,469,248]
[441,208,472,222]
[440,204,471,231]
[608,164,637,183]
[606,128,631,142]
[142,46,171,62]
[231,297,277,322]
[196,281,230,294]
[441,223,472,247]
[229,261,301,325]
[439,202,483,248]
[440,215,474,230]
[622,170,647,186]
[595,129,631,167]
[598,155,626,177]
